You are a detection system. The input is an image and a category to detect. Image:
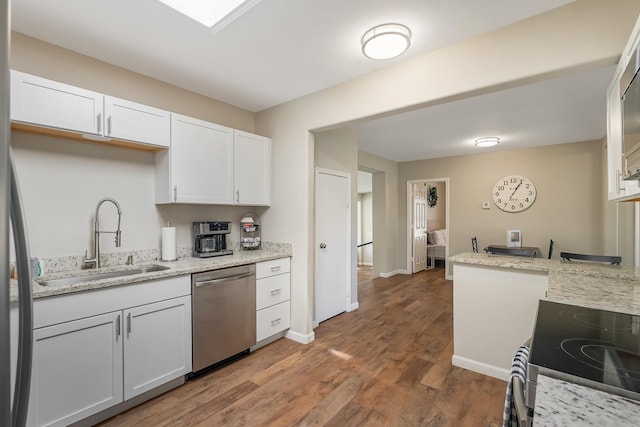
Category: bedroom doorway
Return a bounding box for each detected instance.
[406,178,450,278]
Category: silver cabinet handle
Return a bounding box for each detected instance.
[107,115,112,135]
[116,314,121,337]
[270,318,282,325]
[320,243,327,249]
[97,112,102,134]
[173,185,177,202]
[127,313,132,334]
[236,190,240,203]
[270,288,282,295]
[270,266,281,272]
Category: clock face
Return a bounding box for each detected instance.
[492,175,536,212]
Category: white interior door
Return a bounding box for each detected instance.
[315,168,350,324]
[412,183,427,273]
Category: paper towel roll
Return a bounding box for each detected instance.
[161,226,177,261]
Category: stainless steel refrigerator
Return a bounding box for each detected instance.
[2,0,34,426]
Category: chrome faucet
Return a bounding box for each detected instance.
[83,197,122,269]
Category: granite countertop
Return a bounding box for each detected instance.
[534,375,640,426]
[10,244,292,302]
[449,252,640,280]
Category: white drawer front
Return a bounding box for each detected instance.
[256,257,290,279]
[257,301,290,342]
[256,274,290,310]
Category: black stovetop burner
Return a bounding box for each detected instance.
[529,300,640,396]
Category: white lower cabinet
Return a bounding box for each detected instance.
[31,312,123,427]
[27,276,191,427]
[123,296,191,400]
[255,258,291,343]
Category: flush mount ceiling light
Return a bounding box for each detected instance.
[157,0,260,32]
[361,23,411,60]
[475,137,500,148]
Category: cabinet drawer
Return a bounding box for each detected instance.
[256,273,290,310]
[256,301,290,342]
[256,257,290,279]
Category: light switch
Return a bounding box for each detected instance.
[482,202,490,210]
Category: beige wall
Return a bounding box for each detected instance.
[398,140,604,273]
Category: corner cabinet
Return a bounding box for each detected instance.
[607,15,640,201]
[10,70,170,149]
[255,258,291,345]
[27,276,191,427]
[155,114,271,206]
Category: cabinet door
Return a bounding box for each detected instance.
[123,296,192,400]
[11,70,103,136]
[30,312,123,427]
[607,65,627,200]
[234,130,271,206]
[170,114,234,204]
[104,96,170,148]
[256,301,291,342]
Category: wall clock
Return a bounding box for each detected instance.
[492,175,536,212]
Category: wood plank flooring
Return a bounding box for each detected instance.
[98,268,506,426]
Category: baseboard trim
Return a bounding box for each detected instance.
[451,354,509,381]
[286,329,315,344]
[379,269,408,278]
[348,301,359,311]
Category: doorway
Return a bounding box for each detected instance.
[406,178,450,279]
[315,168,351,324]
[357,170,373,284]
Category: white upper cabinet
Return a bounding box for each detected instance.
[11,70,102,136]
[156,114,234,204]
[607,15,640,201]
[234,130,271,206]
[103,96,170,148]
[11,70,170,149]
[156,114,271,206]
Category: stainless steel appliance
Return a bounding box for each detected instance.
[191,264,256,374]
[2,1,34,424]
[526,300,640,422]
[192,221,233,258]
[622,44,640,180]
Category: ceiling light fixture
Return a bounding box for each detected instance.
[475,137,500,147]
[361,23,411,60]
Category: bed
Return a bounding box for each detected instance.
[427,219,447,262]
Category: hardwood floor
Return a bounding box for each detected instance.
[99,269,506,426]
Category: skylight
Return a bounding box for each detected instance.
[157,0,260,31]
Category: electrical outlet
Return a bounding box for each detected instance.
[482,202,490,210]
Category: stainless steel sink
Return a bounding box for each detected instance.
[36,264,171,287]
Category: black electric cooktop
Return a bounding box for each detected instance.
[528,300,640,399]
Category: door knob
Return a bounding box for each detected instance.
[319,243,327,249]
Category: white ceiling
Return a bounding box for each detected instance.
[11,0,606,163]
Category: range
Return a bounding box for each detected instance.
[527,300,640,410]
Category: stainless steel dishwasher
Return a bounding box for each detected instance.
[191,264,256,373]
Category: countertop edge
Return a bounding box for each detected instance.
[11,249,292,302]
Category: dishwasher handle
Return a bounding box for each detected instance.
[195,272,255,288]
